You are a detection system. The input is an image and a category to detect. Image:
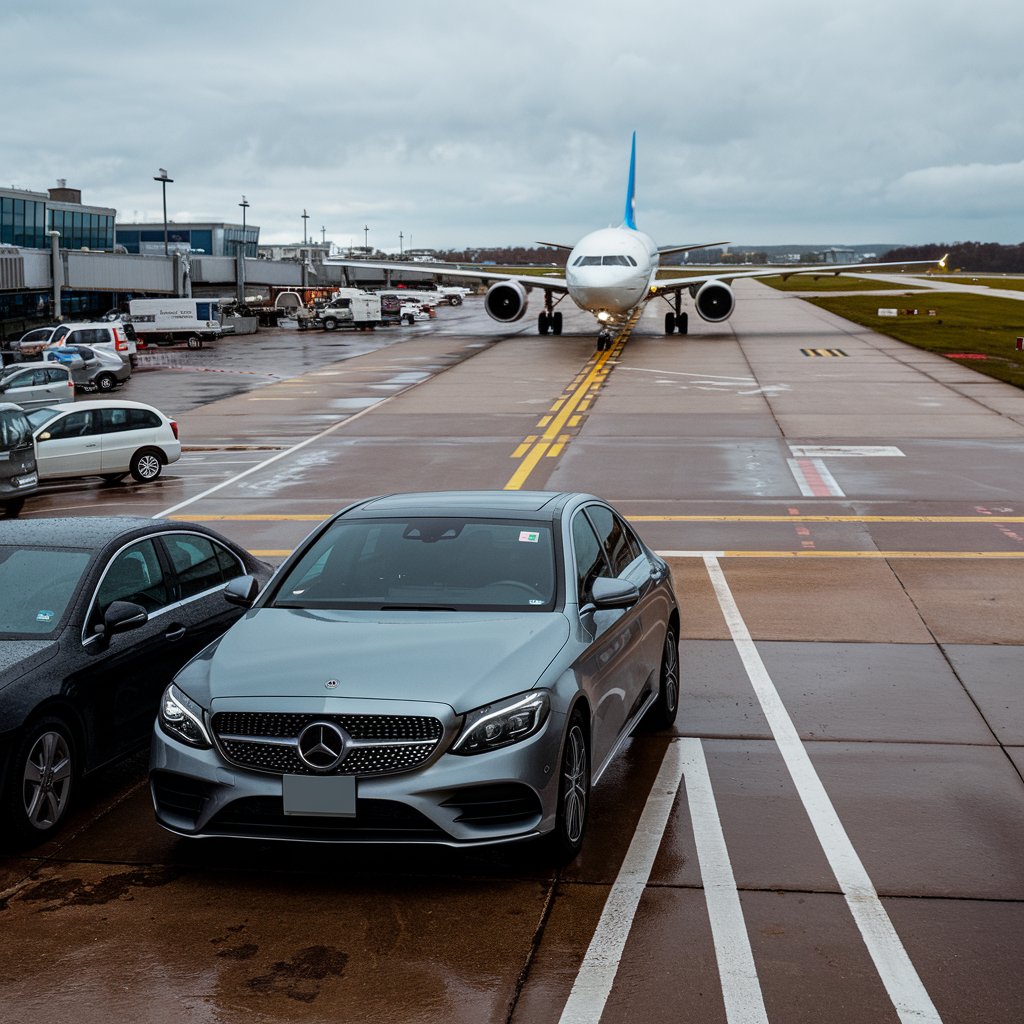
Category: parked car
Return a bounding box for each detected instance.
[17,322,136,368]
[150,491,679,862]
[0,403,38,517]
[41,344,131,392]
[28,399,181,483]
[0,518,272,845]
[10,325,61,358]
[0,362,76,410]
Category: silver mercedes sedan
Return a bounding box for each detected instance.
[149,490,679,861]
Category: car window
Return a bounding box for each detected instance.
[44,367,69,384]
[585,505,642,577]
[571,511,609,601]
[272,517,556,611]
[0,546,91,637]
[163,534,243,599]
[43,409,97,439]
[51,325,70,343]
[0,408,33,448]
[90,539,170,630]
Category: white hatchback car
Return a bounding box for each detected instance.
[27,399,181,483]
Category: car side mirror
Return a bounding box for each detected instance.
[224,575,260,607]
[38,431,51,441]
[98,600,149,637]
[583,576,640,613]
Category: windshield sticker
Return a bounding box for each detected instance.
[36,610,55,623]
[519,531,540,543]
[529,599,544,605]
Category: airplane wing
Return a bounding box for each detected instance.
[326,258,568,293]
[657,241,729,257]
[652,254,947,294]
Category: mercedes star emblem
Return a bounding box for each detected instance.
[325,679,339,689]
[296,721,348,771]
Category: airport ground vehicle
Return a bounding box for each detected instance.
[28,399,181,483]
[41,344,131,392]
[0,517,272,845]
[0,403,38,517]
[125,299,225,350]
[150,490,679,862]
[297,292,383,332]
[0,362,75,410]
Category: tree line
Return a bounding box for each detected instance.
[879,242,1024,273]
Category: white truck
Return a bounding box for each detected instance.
[299,290,382,331]
[126,298,226,349]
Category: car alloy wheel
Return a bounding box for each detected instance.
[543,710,589,863]
[5,719,76,842]
[130,450,163,482]
[96,372,117,391]
[642,625,680,731]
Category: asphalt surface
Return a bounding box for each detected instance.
[2,287,1023,1023]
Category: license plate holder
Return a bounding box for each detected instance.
[282,774,356,817]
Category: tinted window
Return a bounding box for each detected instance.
[0,547,91,636]
[272,517,556,612]
[586,506,642,577]
[99,407,160,432]
[571,512,608,601]
[92,539,170,625]
[0,408,32,448]
[164,534,240,599]
[45,367,69,384]
[44,410,97,439]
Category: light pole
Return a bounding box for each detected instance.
[321,225,326,245]
[399,231,404,257]
[239,195,249,242]
[363,224,369,253]
[302,209,309,246]
[154,168,173,256]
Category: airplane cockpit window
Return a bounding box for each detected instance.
[576,256,603,266]
[601,255,631,266]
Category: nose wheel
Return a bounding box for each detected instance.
[596,330,613,351]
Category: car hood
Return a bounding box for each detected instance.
[0,639,58,689]
[195,609,571,711]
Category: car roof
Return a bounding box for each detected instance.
[29,398,164,413]
[0,516,235,550]
[353,490,584,518]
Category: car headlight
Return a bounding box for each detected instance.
[159,683,212,749]
[450,692,550,755]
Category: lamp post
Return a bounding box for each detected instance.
[302,209,309,246]
[399,231,404,257]
[239,195,249,253]
[154,168,173,256]
[363,224,369,253]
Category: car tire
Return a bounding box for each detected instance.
[3,717,76,846]
[451,296,463,306]
[642,625,680,731]
[129,449,163,482]
[2,498,25,518]
[95,372,117,392]
[323,318,338,331]
[186,335,203,350]
[543,710,590,864]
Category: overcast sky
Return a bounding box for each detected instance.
[6,0,1022,250]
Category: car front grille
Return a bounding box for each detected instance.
[440,783,543,826]
[211,711,445,778]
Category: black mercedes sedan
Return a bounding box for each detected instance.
[0,517,271,846]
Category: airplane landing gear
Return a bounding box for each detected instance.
[538,311,549,334]
[597,330,613,351]
[538,302,562,335]
[664,311,676,334]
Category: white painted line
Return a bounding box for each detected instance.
[559,740,686,1024]
[679,737,769,1024]
[702,555,942,1024]
[787,458,819,497]
[657,550,727,559]
[789,445,905,458]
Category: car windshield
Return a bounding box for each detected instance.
[0,408,33,448]
[25,407,61,430]
[272,517,557,611]
[0,546,91,636]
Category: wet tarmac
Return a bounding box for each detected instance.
[2,287,1023,1023]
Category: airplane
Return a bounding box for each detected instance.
[327,133,945,350]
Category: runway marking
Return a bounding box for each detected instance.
[704,555,943,1023]
[658,549,1024,558]
[560,736,768,1024]
[787,457,845,497]
[504,313,640,490]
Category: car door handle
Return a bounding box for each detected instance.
[165,625,186,642]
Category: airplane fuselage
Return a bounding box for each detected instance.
[564,226,658,325]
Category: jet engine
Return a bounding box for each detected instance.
[484,281,528,323]
[692,281,735,323]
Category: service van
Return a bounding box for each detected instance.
[0,402,38,517]
[126,299,225,350]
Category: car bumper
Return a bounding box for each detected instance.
[149,707,566,846]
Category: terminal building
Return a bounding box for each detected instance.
[0,181,115,251]
[114,220,259,258]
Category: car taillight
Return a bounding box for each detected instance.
[170,420,179,440]
[113,327,127,351]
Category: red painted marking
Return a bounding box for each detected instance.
[945,353,988,360]
[797,458,835,497]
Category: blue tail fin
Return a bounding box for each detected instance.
[623,132,637,230]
